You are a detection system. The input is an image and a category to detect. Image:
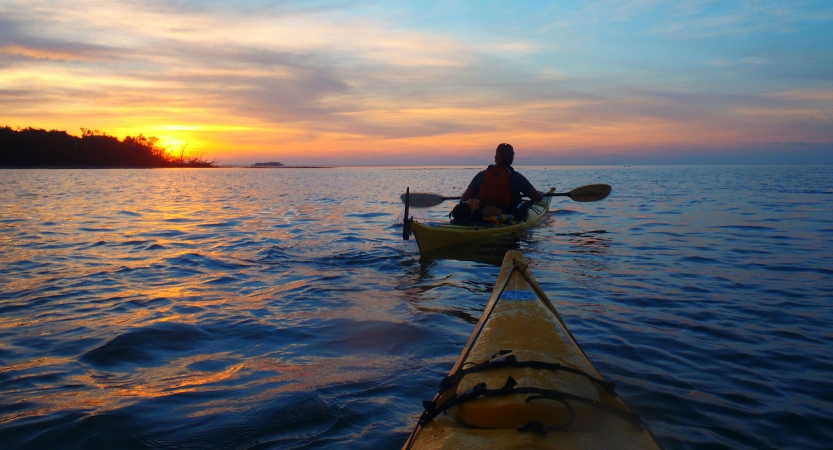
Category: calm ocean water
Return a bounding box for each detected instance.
[1,166,831,450]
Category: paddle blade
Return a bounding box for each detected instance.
[400,192,448,208]
[567,184,612,202]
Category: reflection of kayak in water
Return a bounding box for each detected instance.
[417,237,523,265]
[403,250,663,450]
[409,188,554,254]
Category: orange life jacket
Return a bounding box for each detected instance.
[478,165,512,210]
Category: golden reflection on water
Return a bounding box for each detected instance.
[88,362,246,398]
[1,356,75,375]
[0,360,250,423]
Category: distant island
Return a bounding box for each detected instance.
[247,162,333,169]
[0,126,215,168]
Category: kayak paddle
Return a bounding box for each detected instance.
[400,184,612,208]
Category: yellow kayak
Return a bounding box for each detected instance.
[410,188,554,254]
[403,250,663,450]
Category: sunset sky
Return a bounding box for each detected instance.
[1,1,831,165]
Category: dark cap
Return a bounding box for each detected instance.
[496,143,514,154]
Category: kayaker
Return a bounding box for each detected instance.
[460,143,544,217]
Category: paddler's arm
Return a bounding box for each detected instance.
[461,171,485,201]
[513,171,544,202]
[526,189,544,202]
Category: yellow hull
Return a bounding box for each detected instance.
[410,188,554,254]
[403,250,662,450]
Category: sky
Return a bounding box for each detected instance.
[1,0,832,165]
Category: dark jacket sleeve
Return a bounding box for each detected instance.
[511,172,543,201]
[467,170,486,193]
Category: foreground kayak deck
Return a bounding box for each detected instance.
[403,250,662,450]
[409,188,554,254]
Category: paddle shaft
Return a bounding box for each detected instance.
[400,184,611,208]
[440,192,569,202]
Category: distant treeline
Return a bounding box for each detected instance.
[0,127,215,168]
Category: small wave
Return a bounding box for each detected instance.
[653,231,683,237]
[116,210,141,217]
[412,304,480,324]
[335,236,363,244]
[254,245,291,263]
[197,220,241,228]
[202,318,313,343]
[312,249,397,267]
[772,329,821,344]
[81,323,208,368]
[137,229,186,237]
[207,276,238,284]
[2,259,50,271]
[680,256,719,264]
[395,274,454,293]
[344,211,390,218]
[313,319,431,355]
[718,224,777,231]
[88,371,133,389]
[729,247,771,255]
[642,222,673,228]
[19,239,65,252]
[753,263,833,276]
[0,290,79,314]
[162,252,252,270]
[270,222,295,229]
[558,230,608,237]
[120,240,149,246]
[680,285,713,294]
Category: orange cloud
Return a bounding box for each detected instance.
[0,45,92,61]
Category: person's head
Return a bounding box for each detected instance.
[495,143,514,166]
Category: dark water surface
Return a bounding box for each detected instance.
[1,166,831,450]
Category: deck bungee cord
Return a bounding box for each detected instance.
[418,375,644,431]
[437,352,617,394]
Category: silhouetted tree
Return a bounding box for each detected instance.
[0,126,215,167]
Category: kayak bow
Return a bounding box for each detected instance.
[403,250,662,450]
